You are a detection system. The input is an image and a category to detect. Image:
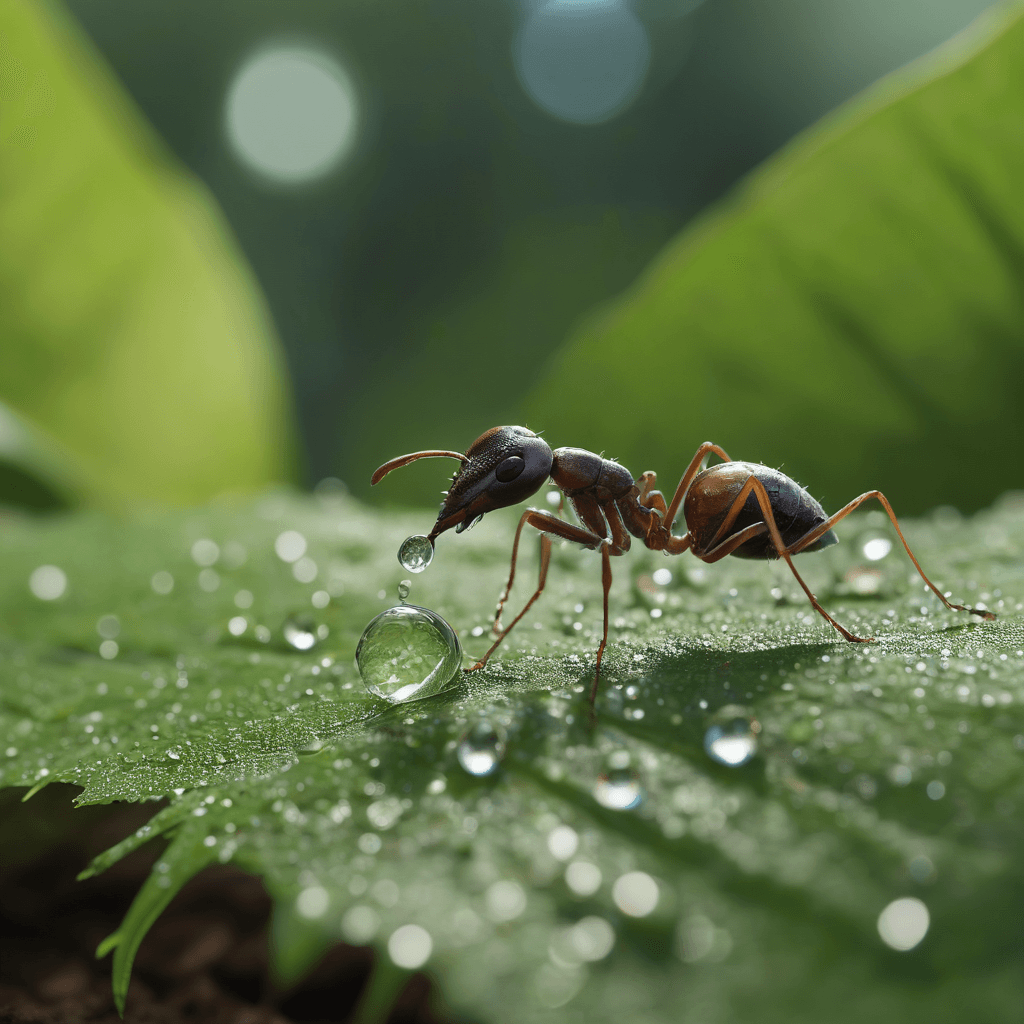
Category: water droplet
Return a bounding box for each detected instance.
[96,615,120,640]
[275,530,307,563]
[191,539,220,566]
[703,706,759,766]
[356,604,462,703]
[150,571,174,595]
[612,871,659,917]
[593,755,643,810]
[388,923,432,969]
[862,536,893,561]
[547,825,579,861]
[565,860,602,896]
[485,879,527,921]
[846,566,883,595]
[298,737,325,756]
[398,579,412,602]
[457,719,506,776]
[296,885,330,919]
[877,897,929,951]
[29,565,67,601]
[283,616,318,651]
[398,535,433,573]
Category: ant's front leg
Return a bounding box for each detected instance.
[636,472,668,516]
[475,510,606,671]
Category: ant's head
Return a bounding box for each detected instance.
[371,426,554,541]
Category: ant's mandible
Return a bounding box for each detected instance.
[372,426,994,705]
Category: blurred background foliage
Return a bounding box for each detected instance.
[0,0,1019,514]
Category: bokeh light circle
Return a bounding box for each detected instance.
[226,45,357,184]
[514,0,651,125]
[877,897,930,951]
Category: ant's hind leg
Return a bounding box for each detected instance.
[696,476,873,643]
[786,491,995,621]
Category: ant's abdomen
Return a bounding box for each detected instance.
[683,462,837,559]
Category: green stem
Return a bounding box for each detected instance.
[347,954,410,1024]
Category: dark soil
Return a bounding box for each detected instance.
[0,787,461,1024]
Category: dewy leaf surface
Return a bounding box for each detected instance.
[525,1,1024,517]
[1,490,1023,1023]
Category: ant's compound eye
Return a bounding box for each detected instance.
[495,456,526,483]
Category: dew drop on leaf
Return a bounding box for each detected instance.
[356,604,462,703]
[457,719,506,776]
[283,617,318,651]
[703,706,759,767]
[593,755,643,810]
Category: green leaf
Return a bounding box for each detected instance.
[0,1,295,508]
[1,489,1023,1022]
[525,3,1024,516]
[98,816,218,1015]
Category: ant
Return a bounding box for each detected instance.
[372,425,994,705]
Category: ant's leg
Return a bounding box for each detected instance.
[698,476,872,642]
[494,509,543,634]
[472,511,606,671]
[637,472,667,516]
[786,491,996,621]
[695,522,768,563]
[663,443,733,530]
[487,532,552,648]
[665,532,693,555]
[590,540,613,707]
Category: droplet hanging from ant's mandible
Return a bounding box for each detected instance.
[398,534,433,573]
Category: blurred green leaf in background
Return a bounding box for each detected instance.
[0,0,296,509]
[527,1,1024,516]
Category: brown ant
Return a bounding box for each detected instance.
[372,426,994,705]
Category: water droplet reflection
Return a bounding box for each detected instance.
[283,617,318,651]
[594,756,643,810]
[703,706,759,767]
[457,719,507,776]
[398,579,411,602]
[398,535,433,573]
[357,604,462,703]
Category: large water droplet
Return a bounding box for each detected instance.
[703,706,759,766]
[283,616,318,651]
[398,535,433,573]
[594,753,643,809]
[457,720,507,776]
[356,604,462,703]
